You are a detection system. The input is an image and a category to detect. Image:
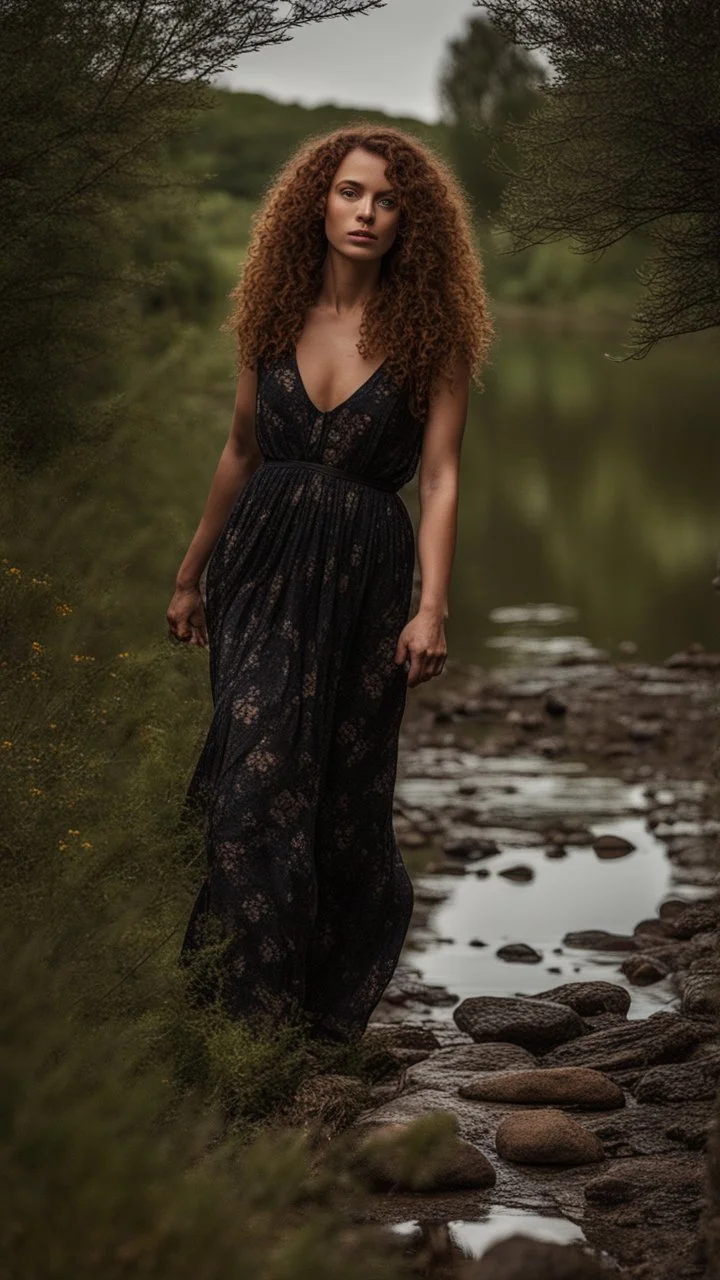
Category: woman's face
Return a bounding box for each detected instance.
[324,146,401,262]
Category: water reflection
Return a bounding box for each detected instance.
[405,320,720,667]
[390,1210,588,1260]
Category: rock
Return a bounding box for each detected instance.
[681,957,720,1016]
[659,897,693,921]
[362,1023,441,1053]
[443,835,501,859]
[469,937,488,947]
[354,1115,496,1191]
[584,1153,703,1205]
[665,901,720,938]
[620,954,671,985]
[541,1010,715,1072]
[626,719,664,741]
[666,649,720,669]
[519,712,545,730]
[459,1066,625,1110]
[403,1043,538,1092]
[498,864,535,882]
[562,929,637,951]
[381,968,458,1008]
[544,693,568,716]
[634,1044,720,1103]
[529,980,631,1017]
[453,996,585,1053]
[592,833,636,858]
[495,1108,605,1165]
[633,916,672,940]
[461,1234,608,1279]
[496,942,543,964]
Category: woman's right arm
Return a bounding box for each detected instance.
[166,364,262,647]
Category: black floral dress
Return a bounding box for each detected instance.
[180,350,424,1043]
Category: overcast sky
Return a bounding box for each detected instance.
[214,1,481,123]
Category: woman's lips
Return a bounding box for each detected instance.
[348,231,376,241]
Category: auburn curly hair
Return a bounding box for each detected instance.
[221,122,493,422]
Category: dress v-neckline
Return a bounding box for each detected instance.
[293,347,387,416]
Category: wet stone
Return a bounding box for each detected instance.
[540,1010,715,1073]
[498,864,535,882]
[634,1043,720,1104]
[496,942,543,963]
[462,1235,609,1280]
[620,954,671,985]
[453,996,585,1053]
[403,1042,538,1093]
[459,1066,625,1110]
[665,901,720,938]
[592,832,636,858]
[528,980,631,1017]
[562,929,638,952]
[495,1108,605,1166]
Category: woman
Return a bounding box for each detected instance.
[166,123,492,1044]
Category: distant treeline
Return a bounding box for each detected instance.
[173,88,452,203]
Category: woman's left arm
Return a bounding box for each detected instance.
[395,355,470,687]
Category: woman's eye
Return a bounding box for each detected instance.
[379,197,396,209]
[341,188,357,198]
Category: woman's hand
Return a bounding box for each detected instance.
[166,585,208,648]
[394,607,447,687]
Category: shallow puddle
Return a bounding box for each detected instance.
[387,1207,602,1261]
[396,752,709,1019]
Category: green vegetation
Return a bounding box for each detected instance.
[483,0,720,355]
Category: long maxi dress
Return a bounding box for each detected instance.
[180,349,424,1043]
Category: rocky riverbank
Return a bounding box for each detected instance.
[351,644,720,1279]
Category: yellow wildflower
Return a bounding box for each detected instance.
[29,787,43,797]
[80,841,93,850]
[31,641,44,654]
[58,841,68,852]
[71,653,95,663]
[30,671,41,681]
[1,741,12,749]
[7,566,21,577]
[55,602,73,616]
[117,651,130,659]
[67,828,80,837]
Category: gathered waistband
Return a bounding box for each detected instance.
[260,458,398,494]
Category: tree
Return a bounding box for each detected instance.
[0,0,384,467]
[480,0,720,355]
[438,13,547,221]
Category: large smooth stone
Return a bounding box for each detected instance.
[541,1010,715,1072]
[462,1233,609,1279]
[454,995,585,1053]
[634,1044,720,1103]
[528,980,631,1017]
[459,1066,625,1110]
[495,1108,605,1166]
[403,1043,537,1093]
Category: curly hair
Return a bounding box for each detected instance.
[221,122,493,421]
